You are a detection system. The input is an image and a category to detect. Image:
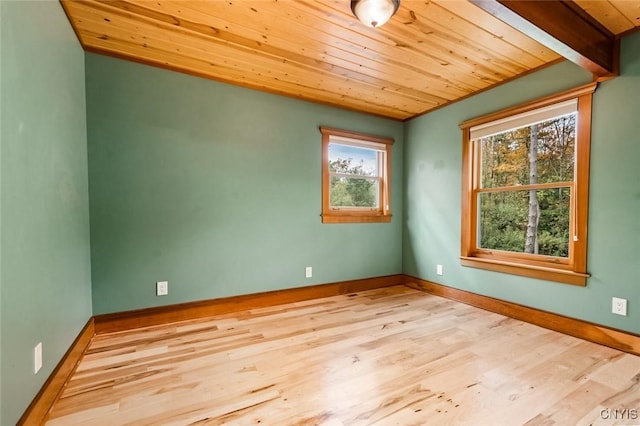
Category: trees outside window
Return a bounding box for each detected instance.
[478,114,574,257]
[460,83,597,285]
[320,127,393,224]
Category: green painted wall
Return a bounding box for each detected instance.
[86,53,404,315]
[404,31,640,334]
[1,3,637,420]
[0,2,3,422]
[0,2,92,424]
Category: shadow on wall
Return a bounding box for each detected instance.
[403,157,460,280]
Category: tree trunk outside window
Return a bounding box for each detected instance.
[525,124,539,254]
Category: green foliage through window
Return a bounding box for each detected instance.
[328,143,380,208]
[479,188,570,257]
[477,114,575,257]
[481,115,575,188]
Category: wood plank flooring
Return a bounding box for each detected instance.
[47,286,640,425]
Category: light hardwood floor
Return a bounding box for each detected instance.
[47,286,640,425]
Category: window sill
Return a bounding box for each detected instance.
[460,256,589,286]
[322,214,392,224]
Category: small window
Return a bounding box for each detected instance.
[320,127,393,223]
[459,83,597,286]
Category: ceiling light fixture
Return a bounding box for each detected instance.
[351,0,400,28]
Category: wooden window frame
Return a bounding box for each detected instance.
[320,127,394,224]
[459,83,597,286]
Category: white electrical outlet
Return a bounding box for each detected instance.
[305,267,313,278]
[436,264,444,276]
[34,342,43,374]
[612,297,627,316]
[156,281,168,296]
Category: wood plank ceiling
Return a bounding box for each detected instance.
[61,1,640,120]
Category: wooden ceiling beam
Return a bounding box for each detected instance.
[470,0,619,77]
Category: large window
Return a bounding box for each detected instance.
[320,127,393,223]
[459,83,597,285]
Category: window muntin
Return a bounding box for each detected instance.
[320,127,393,223]
[460,83,597,286]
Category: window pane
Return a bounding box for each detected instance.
[330,176,379,208]
[329,143,379,177]
[478,188,571,257]
[480,114,576,188]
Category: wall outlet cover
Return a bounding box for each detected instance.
[156,281,169,296]
[612,297,627,316]
[34,342,43,374]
